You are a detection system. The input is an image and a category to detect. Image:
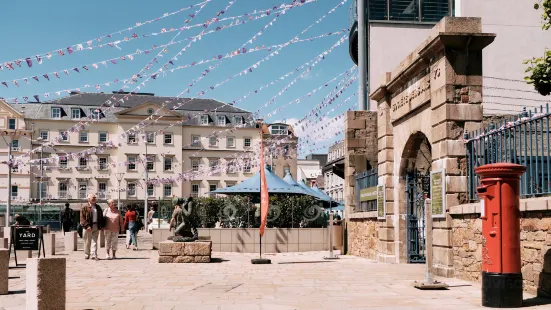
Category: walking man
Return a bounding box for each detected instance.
[61,203,74,235]
[80,194,104,260]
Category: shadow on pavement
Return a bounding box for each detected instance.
[278,261,337,264]
[8,290,25,295]
[523,297,551,307]
[210,258,230,263]
[8,276,20,279]
[111,257,149,260]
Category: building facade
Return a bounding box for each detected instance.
[0,92,297,206]
[297,159,321,187]
[322,141,344,203]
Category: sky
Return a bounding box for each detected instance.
[0,0,358,158]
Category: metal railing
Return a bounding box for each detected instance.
[58,190,67,199]
[466,106,551,200]
[355,168,378,212]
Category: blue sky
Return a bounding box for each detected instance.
[0,0,357,157]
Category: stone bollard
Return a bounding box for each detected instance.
[99,230,105,248]
[26,258,66,310]
[0,238,7,249]
[27,250,33,258]
[0,228,3,238]
[45,225,51,234]
[0,249,8,295]
[64,232,77,252]
[44,233,55,256]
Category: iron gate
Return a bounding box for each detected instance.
[405,169,430,263]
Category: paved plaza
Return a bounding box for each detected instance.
[1,232,551,310]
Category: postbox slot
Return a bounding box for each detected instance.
[477,187,487,194]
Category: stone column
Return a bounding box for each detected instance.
[26,258,66,310]
[44,233,55,256]
[99,230,105,248]
[64,232,77,252]
[0,238,7,249]
[0,249,8,295]
[45,225,50,234]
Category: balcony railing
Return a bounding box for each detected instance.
[78,191,87,199]
[59,190,67,199]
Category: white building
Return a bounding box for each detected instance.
[297,159,321,187]
[322,141,345,203]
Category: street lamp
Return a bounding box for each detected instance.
[36,137,44,206]
[142,133,149,233]
[115,172,125,211]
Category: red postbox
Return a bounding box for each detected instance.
[475,163,525,308]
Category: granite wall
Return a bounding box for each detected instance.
[347,216,380,260]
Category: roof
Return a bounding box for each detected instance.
[9,92,256,127]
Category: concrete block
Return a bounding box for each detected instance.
[378,136,394,150]
[287,243,299,252]
[99,230,105,248]
[158,256,174,263]
[220,229,231,244]
[209,229,221,244]
[525,198,549,211]
[347,119,366,130]
[378,228,394,241]
[0,249,8,295]
[311,230,324,244]
[433,104,483,124]
[64,232,77,252]
[194,256,211,263]
[431,122,464,144]
[0,238,7,249]
[184,242,212,256]
[433,140,466,159]
[431,158,461,176]
[446,176,468,193]
[346,138,366,148]
[26,258,66,310]
[44,234,55,256]
[432,246,453,267]
[220,243,231,252]
[432,228,452,247]
[378,149,394,164]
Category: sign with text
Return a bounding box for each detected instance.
[390,70,431,122]
[377,185,385,219]
[15,227,40,251]
[360,186,378,202]
[431,169,446,218]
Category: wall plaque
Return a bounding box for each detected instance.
[377,185,385,219]
[359,186,377,202]
[430,169,446,218]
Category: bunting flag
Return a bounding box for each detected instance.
[259,130,269,237]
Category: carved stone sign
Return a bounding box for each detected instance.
[390,71,431,122]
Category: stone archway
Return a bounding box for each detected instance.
[398,132,432,264]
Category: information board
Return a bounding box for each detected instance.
[377,185,385,219]
[15,227,40,250]
[360,186,377,202]
[431,169,446,218]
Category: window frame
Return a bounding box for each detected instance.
[51,107,61,119]
[146,132,155,144]
[79,131,88,143]
[59,157,68,168]
[79,157,88,168]
[200,115,209,125]
[11,185,18,199]
[217,115,226,126]
[209,136,218,147]
[127,133,137,144]
[60,131,69,141]
[191,184,199,197]
[58,182,68,198]
[244,137,251,148]
[270,125,288,136]
[146,156,155,171]
[39,130,49,141]
[98,182,107,198]
[163,184,172,197]
[191,159,200,172]
[71,108,81,119]
[209,159,219,170]
[226,136,235,148]
[233,116,242,125]
[127,156,137,171]
[8,118,16,130]
[191,135,201,147]
[147,183,154,197]
[163,133,173,145]
[127,182,137,197]
[163,156,173,171]
[78,182,87,199]
[98,131,108,143]
[98,157,108,170]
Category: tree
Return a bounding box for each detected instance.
[524,1,551,95]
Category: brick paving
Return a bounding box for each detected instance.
[1,231,550,310]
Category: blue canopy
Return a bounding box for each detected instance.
[312,185,334,202]
[282,173,324,198]
[297,180,331,202]
[210,166,314,195]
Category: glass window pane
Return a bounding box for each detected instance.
[421,0,449,22]
[369,0,387,20]
[389,0,419,22]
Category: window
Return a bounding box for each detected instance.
[11,163,18,173]
[127,156,136,170]
[146,132,155,144]
[39,130,49,141]
[8,118,16,130]
[421,0,450,22]
[270,125,288,135]
[146,156,155,171]
[244,161,251,173]
[79,131,88,143]
[11,186,18,199]
[11,140,19,151]
[58,183,68,198]
[244,138,251,148]
[60,131,68,141]
[98,157,108,170]
[226,182,236,188]
[127,133,137,144]
[164,157,172,171]
[209,184,217,198]
[284,165,291,175]
[98,182,107,199]
[191,184,199,198]
[200,115,209,125]
[59,157,68,169]
[127,182,136,197]
[209,136,218,147]
[191,159,200,172]
[98,132,108,143]
[163,184,172,197]
[227,137,235,148]
[233,116,242,125]
[71,108,81,119]
[191,135,201,147]
[79,157,88,168]
[217,115,226,126]
[147,108,154,115]
[78,182,87,199]
[226,160,236,174]
[51,107,61,119]
[164,133,173,144]
[209,159,218,170]
[89,108,100,119]
[147,184,154,197]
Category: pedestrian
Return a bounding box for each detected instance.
[80,194,104,260]
[103,199,123,259]
[124,205,139,250]
[147,206,156,226]
[61,203,74,235]
[14,214,31,226]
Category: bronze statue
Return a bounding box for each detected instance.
[169,197,198,242]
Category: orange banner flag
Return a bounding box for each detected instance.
[259,131,269,237]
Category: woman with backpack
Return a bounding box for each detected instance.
[124,205,139,250]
